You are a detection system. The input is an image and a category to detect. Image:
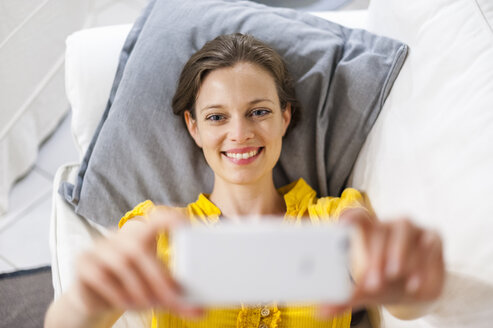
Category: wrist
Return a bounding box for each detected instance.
[64,284,122,326]
[384,300,438,320]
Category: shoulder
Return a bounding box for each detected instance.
[151,204,188,218]
[310,188,365,218]
[317,188,363,204]
[338,188,364,203]
[118,200,188,229]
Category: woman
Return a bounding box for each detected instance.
[45,34,444,328]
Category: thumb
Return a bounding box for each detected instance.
[339,207,374,227]
[339,209,372,284]
[141,206,188,246]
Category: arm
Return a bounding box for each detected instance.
[44,290,123,328]
[45,219,144,328]
[45,208,203,328]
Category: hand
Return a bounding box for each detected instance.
[67,206,204,319]
[319,208,445,317]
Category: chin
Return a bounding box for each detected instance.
[226,175,261,186]
[220,170,266,186]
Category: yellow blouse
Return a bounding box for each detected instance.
[119,178,366,328]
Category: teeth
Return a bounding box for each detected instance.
[226,149,259,160]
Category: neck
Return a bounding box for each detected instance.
[209,174,286,218]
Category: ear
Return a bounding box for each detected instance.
[282,102,292,136]
[184,110,202,148]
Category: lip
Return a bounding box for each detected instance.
[221,147,263,165]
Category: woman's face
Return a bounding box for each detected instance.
[185,62,291,186]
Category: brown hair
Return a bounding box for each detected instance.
[172,33,300,133]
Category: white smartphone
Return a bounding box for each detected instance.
[169,218,354,306]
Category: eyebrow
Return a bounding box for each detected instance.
[199,98,275,113]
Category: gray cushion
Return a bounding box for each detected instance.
[60,0,408,228]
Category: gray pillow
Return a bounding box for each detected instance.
[60,0,408,228]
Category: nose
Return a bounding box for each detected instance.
[228,115,254,143]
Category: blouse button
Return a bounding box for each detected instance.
[259,324,268,328]
[261,308,270,317]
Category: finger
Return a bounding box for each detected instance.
[98,241,155,309]
[134,251,181,306]
[344,225,390,309]
[317,285,368,318]
[316,304,352,318]
[155,272,205,318]
[114,228,193,312]
[147,206,187,230]
[401,230,434,298]
[346,210,374,284]
[132,207,203,316]
[77,252,130,309]
[125,246,204,317]
[385,219,419,280]
[362,224,389,293]
[130,207,204,317]
[140,207,187,248]
[340,207,374,229]
[409,231,444,301]
[350,224,368,284]
[396,238,423,302]
[73,279,111,314]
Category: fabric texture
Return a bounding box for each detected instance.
[119,178,367,328]
[65,24,133,159]
[60,0,408,228]
[0,266,53,328]
[348,0,493,326]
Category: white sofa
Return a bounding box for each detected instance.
[50,1,493,327]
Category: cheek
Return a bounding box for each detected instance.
[260,119,285,143]
[259,124,284,160]
[265,136,283,169]
[199,128,224,152]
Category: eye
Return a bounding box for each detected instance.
[250,108,271,117]
[206,114,225,122]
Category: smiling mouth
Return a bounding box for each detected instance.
[221,147,263,160]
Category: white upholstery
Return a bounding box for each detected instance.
[54,24,145,328]
[65,24,133,158]
[349,1,493,326]
[310,9,367,29]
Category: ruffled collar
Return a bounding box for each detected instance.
[193,178,317,222]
